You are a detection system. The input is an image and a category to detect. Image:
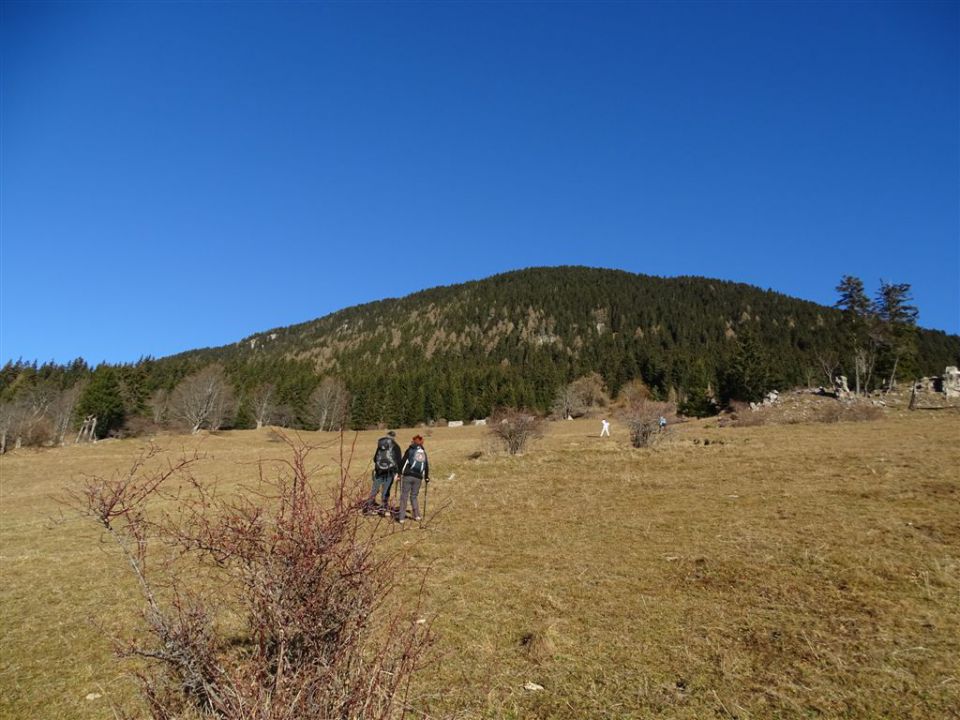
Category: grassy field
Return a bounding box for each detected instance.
[1,411,958,719]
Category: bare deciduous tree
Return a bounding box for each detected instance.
[170,365,236,434]
[854,340,878,396]
[50,383,84,446]
[569,372,610,409]
[10,383,56,449]
[308,377,350,431]
[550,384,584,420]
[617,379,652,407]
[816,351,841,387]
[0,402,17,454]
[551,373,612,419]
[250,383,277,429]
[488,407,544,455]
[149,388,170,424]
[275,403,295,428]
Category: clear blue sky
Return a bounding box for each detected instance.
[2,1,957,365]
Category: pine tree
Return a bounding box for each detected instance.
[834,275,878,394]
[721,325,771,403]
[875,281,919,388]
[75,367,125,438]
[835,275,872,318]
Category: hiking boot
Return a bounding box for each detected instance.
[414,516,422,521]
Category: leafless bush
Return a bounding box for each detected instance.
[67,435,431,719]
[120,414,163,438]
[726,400,766,427]
[622,399,675,448]
[730,410,768,427]
[22,416,55,447]
[846,403,885,422]
[488,407,544,455]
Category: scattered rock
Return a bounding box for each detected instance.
[85,693,102,701]
[524,681,545,692]
[834,375,852,399]
[944,366,960,398]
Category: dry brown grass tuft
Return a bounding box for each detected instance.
[2,412,959,718]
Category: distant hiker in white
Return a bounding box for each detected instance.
[600,419,610,437]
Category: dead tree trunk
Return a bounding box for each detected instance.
[76,415,98,444]
[887,354,901,392]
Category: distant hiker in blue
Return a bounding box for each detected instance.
[368,430,402,516]
[398,434,430,524]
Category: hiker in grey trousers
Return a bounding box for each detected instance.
[398,434,429,523]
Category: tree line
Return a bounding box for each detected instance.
[1,270,956,449]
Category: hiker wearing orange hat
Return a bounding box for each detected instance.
[397,434,430,524]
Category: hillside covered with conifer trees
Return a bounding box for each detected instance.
[3,267,958,439]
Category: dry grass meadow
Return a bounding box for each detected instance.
[1,409,958,719]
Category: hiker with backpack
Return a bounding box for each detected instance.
[397,434,429,524]
[368,430,402,516]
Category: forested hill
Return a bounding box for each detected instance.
[3,267,958,437]
[163,266,957,425]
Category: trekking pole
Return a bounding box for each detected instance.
[421,478,429,524]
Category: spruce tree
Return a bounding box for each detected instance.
[722,325,771,403]
[75,367,125,438]
[875,281,919,387]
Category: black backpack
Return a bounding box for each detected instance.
[374,438,397,472]
[407,445,427,476]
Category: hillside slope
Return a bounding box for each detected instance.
[4,267,956,433]
[162,266,958,425]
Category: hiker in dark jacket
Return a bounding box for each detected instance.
[368,430,402,516]
[397,434,429,523]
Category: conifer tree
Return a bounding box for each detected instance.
[834,275,877,394]
[875,281,919,388]
[721,325,771,403]
[75,366,125,438]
